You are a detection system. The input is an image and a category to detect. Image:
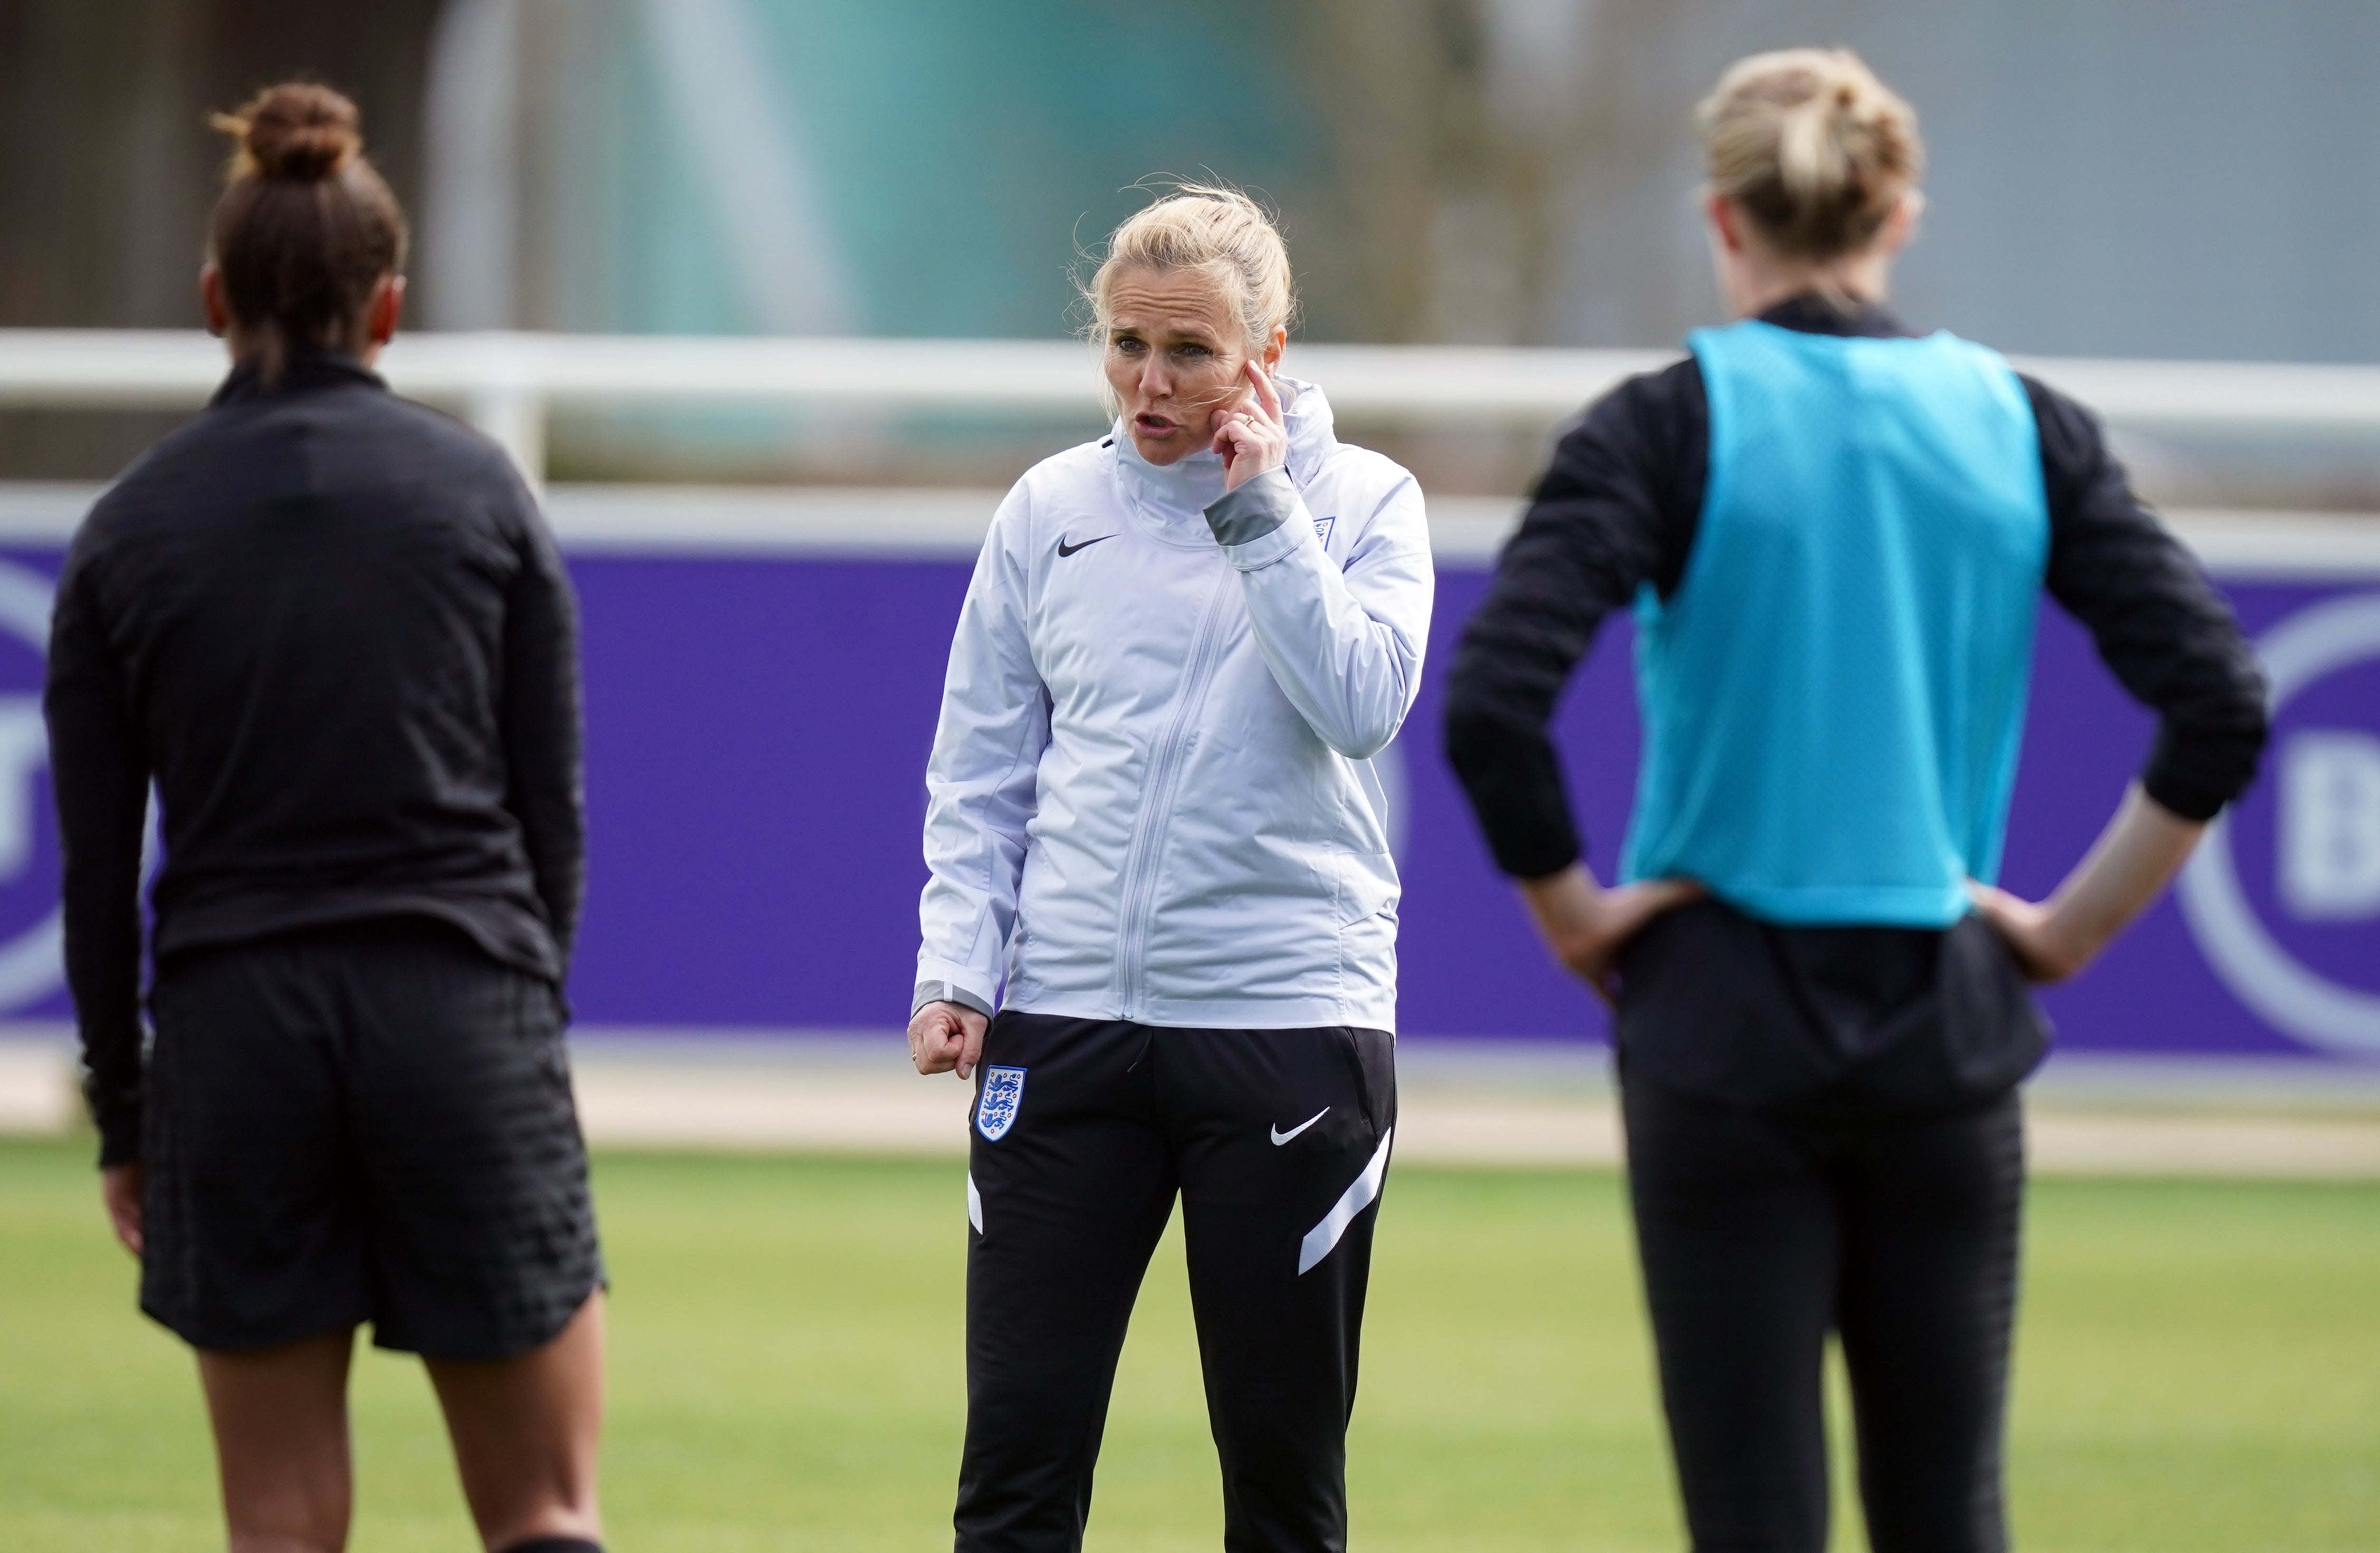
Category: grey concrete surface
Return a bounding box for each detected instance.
[7,1029,2379,1177]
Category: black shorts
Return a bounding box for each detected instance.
[140,918,604,1359]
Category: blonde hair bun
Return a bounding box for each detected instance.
[1083,181,1298,353]
[1697,49,1922,262]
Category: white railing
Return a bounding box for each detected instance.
[11,329,2380,486]
[2,478,2376,575]
[4,329,2379,575]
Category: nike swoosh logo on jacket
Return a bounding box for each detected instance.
[915,376,1434,1032]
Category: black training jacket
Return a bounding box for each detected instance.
[1442,296,2269,1114]
[45,352,585,1164]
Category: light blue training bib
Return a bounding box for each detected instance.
[1618,319,2050,927]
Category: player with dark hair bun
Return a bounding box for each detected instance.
[201,82,409,385]
[46,82,607,1553]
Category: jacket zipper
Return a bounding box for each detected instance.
[1112,563,1233,1019]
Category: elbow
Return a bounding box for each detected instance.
[1308,656,1418,759]
[2143,703,2272,823]
[1319,684,1417,761]
[1440,653,1552,780]
[1444,700,1541,787]
[1313,707,1400,761]
[1443,701,1494,777]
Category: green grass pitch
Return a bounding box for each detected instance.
[1,1137,2374,1550]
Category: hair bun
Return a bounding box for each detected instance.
[1696,49,1921,262]
[214,83,361,181]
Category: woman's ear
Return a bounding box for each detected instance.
[200,264,230,338]
[1704,193,1748,255]
[1880,187,1925,255]
[365,274,406,348]
[1259,326,1286,374]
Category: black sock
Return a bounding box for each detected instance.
[496,1539,602,1553]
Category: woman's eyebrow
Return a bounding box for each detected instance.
[1110,314,1220,347]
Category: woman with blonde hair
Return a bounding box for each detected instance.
[1446,50,2266,1553]
[909,184,1432,1551]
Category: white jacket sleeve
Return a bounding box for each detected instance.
[916,484,1048,1016]
[1205,468,1434,759]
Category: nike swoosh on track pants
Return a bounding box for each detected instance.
[953,1013,1397,1553]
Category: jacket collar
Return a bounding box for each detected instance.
[1114,427,1228,532]
[210,350,387,408]
[1108,371,1338,535]
[1277,373,1336,487]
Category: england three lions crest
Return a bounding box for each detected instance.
[976,1066,1028,1142]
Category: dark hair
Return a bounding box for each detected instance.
[207,82,408,385]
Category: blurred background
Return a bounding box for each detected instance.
[0,0,2376,1056]
[9,0,2380,500]
[1,6,2377,1550]
[2,0,2376,1069]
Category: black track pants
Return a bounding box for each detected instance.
[1623,1079,2024,1553]
[954,1013,1397,1553]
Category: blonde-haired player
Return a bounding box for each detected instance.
[1447,50,2266,1552]
[909,184,1431,1551]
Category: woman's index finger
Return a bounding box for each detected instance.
[1246,360,1284,424]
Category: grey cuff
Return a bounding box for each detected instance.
[1203,467,1297,547]
[913,979,994,1019]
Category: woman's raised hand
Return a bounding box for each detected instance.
[909,1000,989,1079]
[1213,361,1289,493]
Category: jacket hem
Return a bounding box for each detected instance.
[155,897,562,982]
[1006,990,1396,1033]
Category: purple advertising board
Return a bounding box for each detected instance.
[1,522,2375,1062]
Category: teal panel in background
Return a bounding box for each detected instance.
[588,0,1328,339]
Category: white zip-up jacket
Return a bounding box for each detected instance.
[915,376,1433,1031]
